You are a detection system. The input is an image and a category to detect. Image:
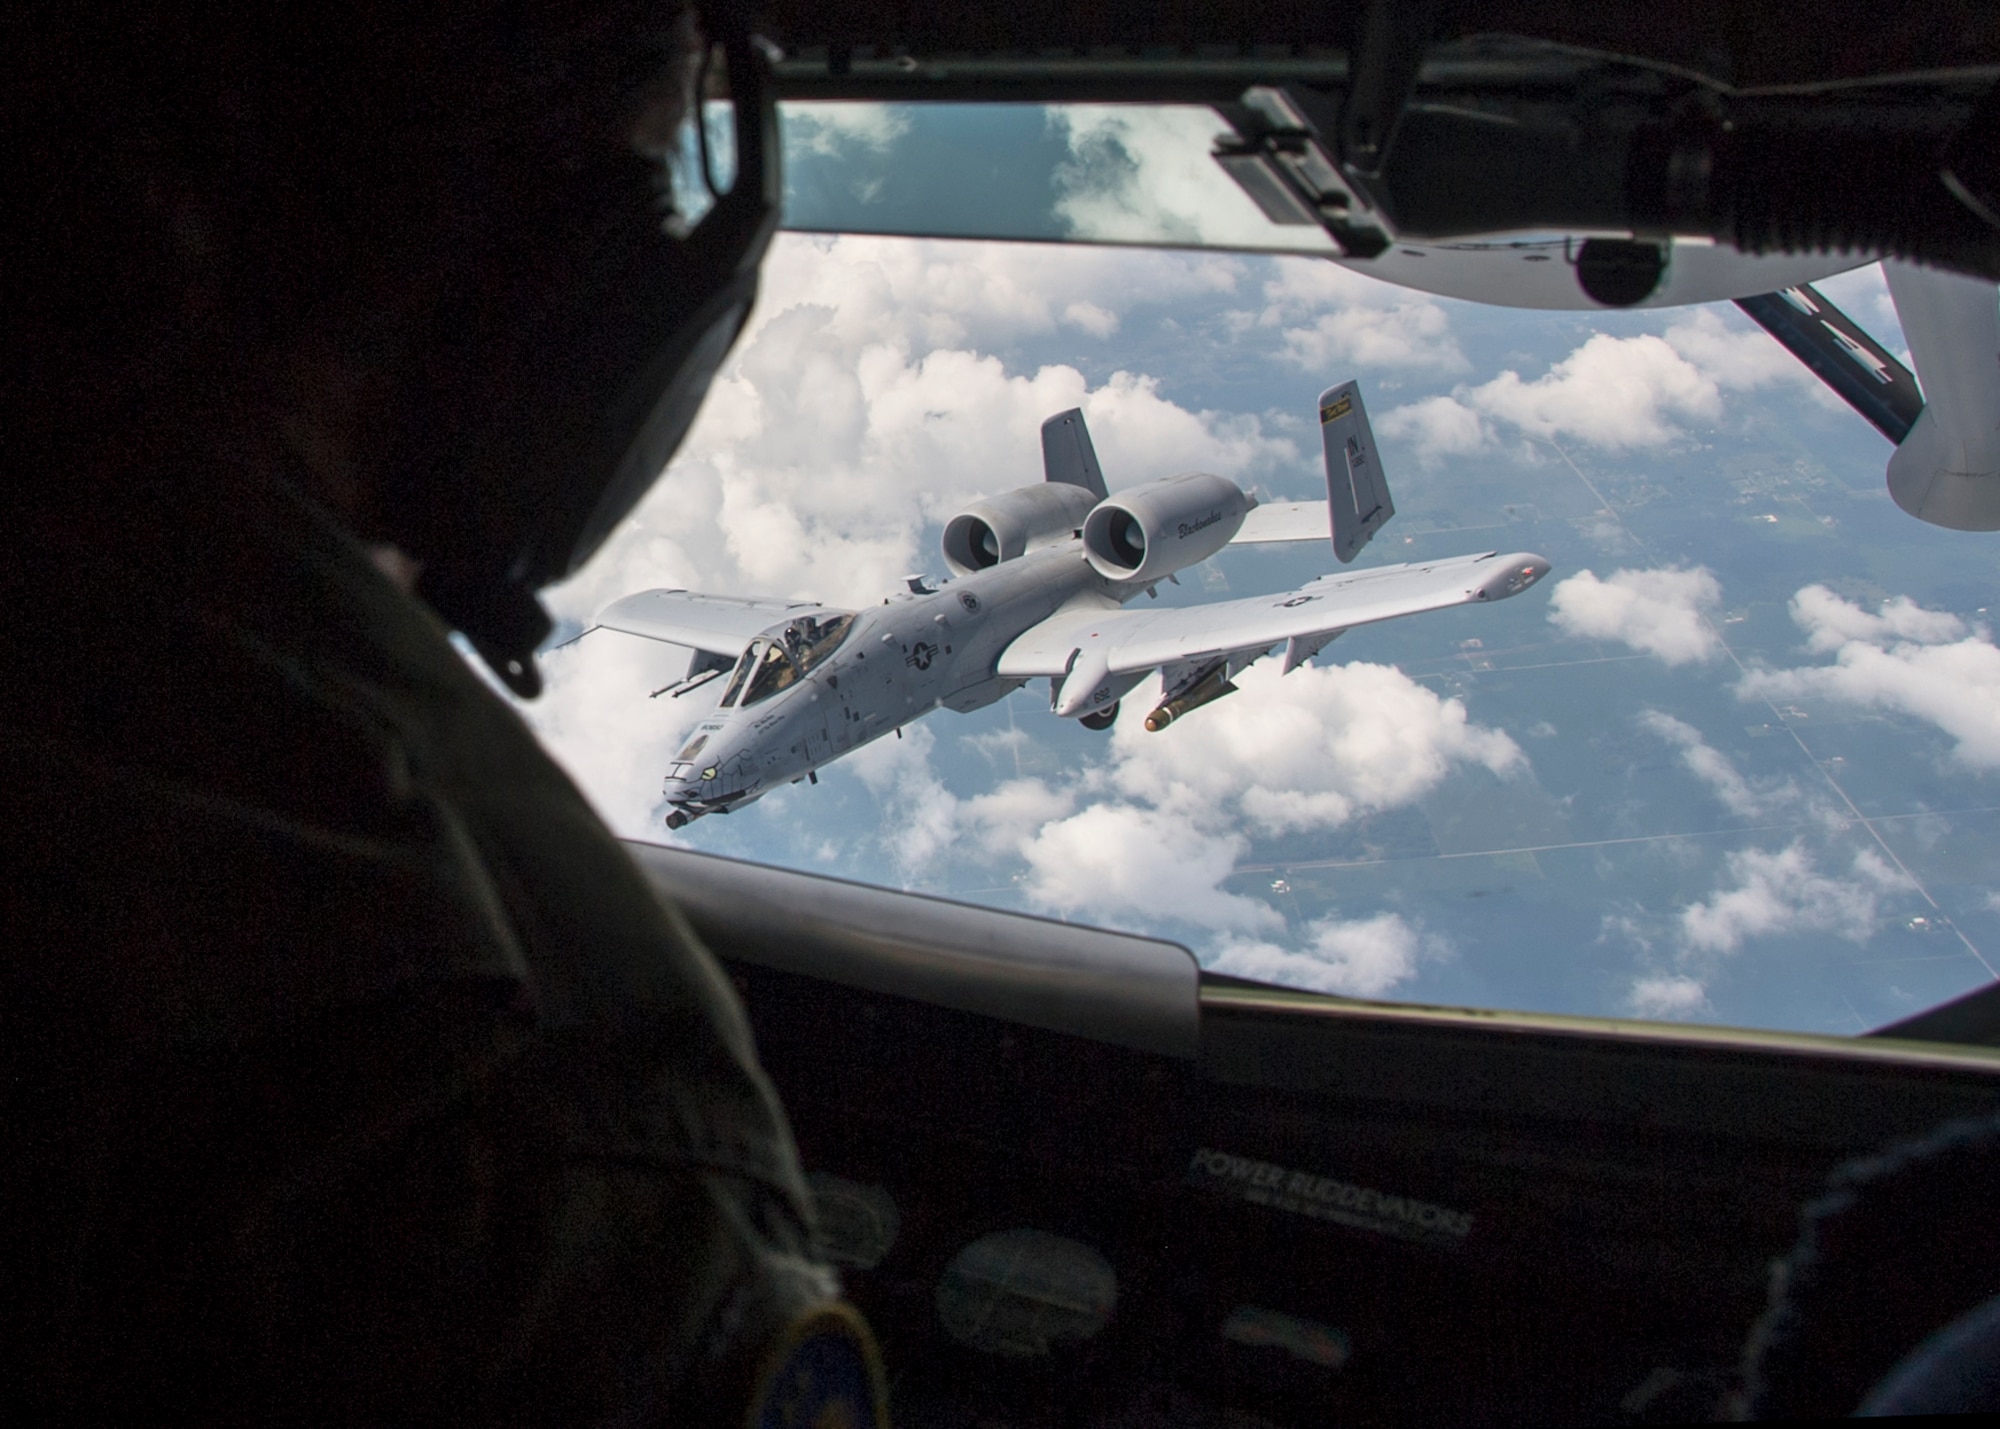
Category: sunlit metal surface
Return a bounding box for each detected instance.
[625,840,1202,1058]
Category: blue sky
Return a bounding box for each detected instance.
[515,106,2000,1038]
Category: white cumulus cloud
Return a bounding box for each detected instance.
[1627,974,1710,1020]
[1740,586,2000,768]
[963,778,1078,862]
[840,740,1081,877]
[1048,105,1316,249]
[1211,913,1443,998]
[518,630,711,836]
[1375,394,1492,466]
[1788,583,1968,653]
[1101,658,1523,835]
[546,235,1280,624]
[1637,710,1772,819]
[1547,566,1723,666]
[986,659,1519,983]
[1441,306,1823,452]
[845,724,964,878]
[1237,259,1468,376]
[1062,300,1120,338]
[1465,331,1719,449]
[1657,307,1829,399]
[783,102,913,157]
[1679,843,1906,955]
[1019,803,1278,933]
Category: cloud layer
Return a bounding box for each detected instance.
[1680,843,1906,955]
[1547,566,1723,666]
[1211,913,1445,997]
[1237,261,1468,376]
[1638,710,1772,819]
[546,234,1275,624]
[1376,306,1828,464]
[1741,586,2000,768]
[860,658,1522,986]
[1049,106,1300,248]
[501,229,1975,1032]
[1097,659,1523,835]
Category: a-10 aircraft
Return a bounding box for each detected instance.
[594,381,1551,829]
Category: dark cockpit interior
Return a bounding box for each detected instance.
[640,844,2000,1425]
[19,2,2000,1421]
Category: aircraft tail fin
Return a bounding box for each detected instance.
[1319,380,1393,563]
[1041,409,1109,499]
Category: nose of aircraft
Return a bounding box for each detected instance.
[662,734,736,828]
[665,733,734,798]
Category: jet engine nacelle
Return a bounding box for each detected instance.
[1080,472,1250,584]
[942,483,1099,575]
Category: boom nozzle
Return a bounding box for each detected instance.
[1144,667,1239,731]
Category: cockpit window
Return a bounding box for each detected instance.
[718,656,755,709]
[530,196,2000,1044]
[724,613,857,708]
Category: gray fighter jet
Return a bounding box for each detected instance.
[594,382,1551,829]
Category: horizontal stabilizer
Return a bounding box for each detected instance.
[1041,408,1109,499]
[1735,284,1923,444]
[1233,500,1331,545]
[1319,380,1393,563]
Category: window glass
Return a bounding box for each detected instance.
[718,644,760,708]
[742,613,856,706]
[516,109,2000,1042]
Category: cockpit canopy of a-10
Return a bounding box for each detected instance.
[589,381,1550,829]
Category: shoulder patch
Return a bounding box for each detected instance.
[746,1302,887,1429]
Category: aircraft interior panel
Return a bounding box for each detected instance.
[714,955,2000,1427]
[627,842,2000,1423]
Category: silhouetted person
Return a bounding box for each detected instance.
[1,4,881,1421]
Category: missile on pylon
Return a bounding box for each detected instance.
[1144,666,1239,731]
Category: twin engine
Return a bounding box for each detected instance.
[1079,472,1249,583]
[942,472,1252,584]
[942,483,1100,575]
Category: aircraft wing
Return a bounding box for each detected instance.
[997,550,1550,678]
[594,589,826,660]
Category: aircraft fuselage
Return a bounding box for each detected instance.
[662,543,1117,824]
